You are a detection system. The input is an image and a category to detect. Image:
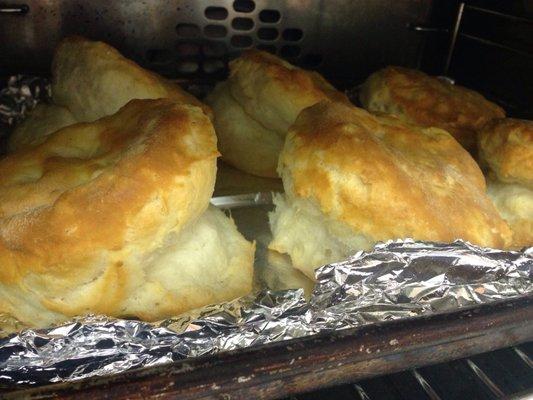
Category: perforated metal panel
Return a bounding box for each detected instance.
[170,0,324,78]
[0,0,432,87]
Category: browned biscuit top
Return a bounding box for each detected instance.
[279,101,512,249]
[360,66,505,151]
[52,35,212,121]
[0,99,218,284]
[478,118,533,188]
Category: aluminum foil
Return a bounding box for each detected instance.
[0,75,51,126]
[0,239,531,387]
[0,75,531,387]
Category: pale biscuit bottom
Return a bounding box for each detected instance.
[0,206,254,332]
[269,194,373,280]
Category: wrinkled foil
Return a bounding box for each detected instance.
[0,75,51,126]
[0,240,531,386]
[0,75,530,387]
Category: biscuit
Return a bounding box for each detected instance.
[478,118,533,247]
[486,178,532,248]
[9,36,210,151]
[8,104,76,152]
[269,101,512,279]
[208,82,284,178]
[478,118,533,188]
[0,99,254,330]
[360,66,505,151]
[52,36,210,122]
[206,50,349,177]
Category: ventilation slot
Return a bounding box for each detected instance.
[232,17,254,31]
[176,23,200,38]
[205,6,228,20]
[203,59,225,74]
[257,27,278,41]
[283,28,303,42]
[256,44,276,54]
[231,35,253,48]
[170,2,320,78]
[177,61,199,74]
[202,42,227,58]
[233,0,255,13]
[259,9,280,23]
[176,43,200,58]
[204,24,227,38]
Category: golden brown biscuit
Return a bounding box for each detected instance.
[477,118,533,247]
[478,118,533,188]
[269,101,512,279]
[360,66,505,151]
[52,36,211,121]
[10,36,210,151]
[0,99,254,330]
[207,82,284,178]
[8,104,76,152]
[486,179,532,248]
[206,50,349,177]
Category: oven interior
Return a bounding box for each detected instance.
[1,0,532,116]
[0,0,532,399]
[289,344,533,400]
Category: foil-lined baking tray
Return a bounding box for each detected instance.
[0,75,50,127]
[0,76,531,388]
[1,200,531,386]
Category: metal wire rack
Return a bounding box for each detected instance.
[445,3,533,74]
[280,343,533,400]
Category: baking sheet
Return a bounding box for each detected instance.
[0,75,531,388]
[0,192,530,386]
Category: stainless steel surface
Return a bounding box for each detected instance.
[210,192,273,209]
[407,23,448,33]
[0,0,432,86]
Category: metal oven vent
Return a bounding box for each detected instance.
[0,0,432,88]
[146,0,322,78]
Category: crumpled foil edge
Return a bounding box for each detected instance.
[0,75,51,127]
[0,75,531,387]
[0,239,531,386]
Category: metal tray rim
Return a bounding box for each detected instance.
[4,293,532,399]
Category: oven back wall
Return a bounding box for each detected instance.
[0,0,433,87]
